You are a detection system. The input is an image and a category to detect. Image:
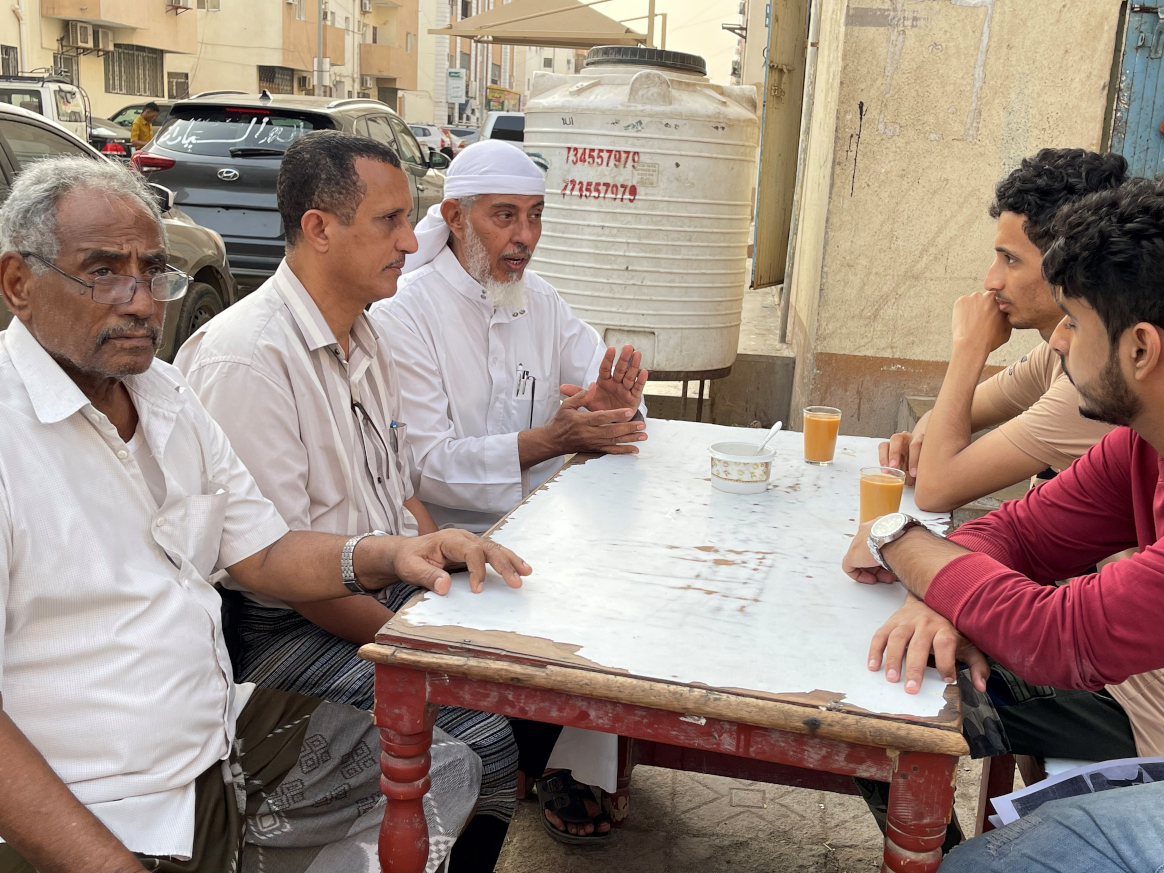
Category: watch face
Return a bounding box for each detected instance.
[871,512,908,538]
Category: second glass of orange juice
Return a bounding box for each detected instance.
[803,406,842,465]
[859,466,906,523]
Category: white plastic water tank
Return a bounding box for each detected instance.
[524,46,759,377]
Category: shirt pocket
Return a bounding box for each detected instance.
[162,483,230,579]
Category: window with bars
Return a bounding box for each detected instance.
[460,51,470,71]
[460,0,471,19]
[167,71,189,99]
[542,56,553,69]
[104,44,164,97]
[371,26,378,44]
[258,65,294,95]
[1,46,18,77]
[53,53,79,85]
[196,0,220,9]
[491,62,499,84]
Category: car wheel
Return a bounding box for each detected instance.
[175,281,224,349]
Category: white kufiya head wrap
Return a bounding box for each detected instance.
[403,139,546,274]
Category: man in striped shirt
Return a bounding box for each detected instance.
[177,131,522,872]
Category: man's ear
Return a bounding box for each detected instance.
[299,209,332,254]
[1129,322,1163,383]
[441,199,465,241]
[0,252,34,320]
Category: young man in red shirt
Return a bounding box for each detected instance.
[843,178,1164,871]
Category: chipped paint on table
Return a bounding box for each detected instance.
[393,419,953,720]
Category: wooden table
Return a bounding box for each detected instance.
[361,419,967,873]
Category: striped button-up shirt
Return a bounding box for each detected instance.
[176,260,416,607]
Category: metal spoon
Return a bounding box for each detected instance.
[755,421,783,455]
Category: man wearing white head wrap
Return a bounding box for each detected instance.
[369,140,649,842]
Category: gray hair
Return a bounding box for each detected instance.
[455,195,478,213]
[0,156,166,273]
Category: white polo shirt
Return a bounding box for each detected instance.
[0,317,288,857]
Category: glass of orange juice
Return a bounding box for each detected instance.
[860,466,907,523]
[803,406,842,465]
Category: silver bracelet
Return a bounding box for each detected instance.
[341,531,386,594]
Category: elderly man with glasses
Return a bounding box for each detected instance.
[176,131,536,873]
[0,156,534,873]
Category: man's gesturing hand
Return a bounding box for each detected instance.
[842,519,899,584]
[392,529,531,595]
[550,384,647,453]
[562,344,649,413]
[869,595,989,694]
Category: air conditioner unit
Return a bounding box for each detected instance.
[65,20,93,50]
[361,0,371,11]
[169,0,194,9]
[94,28,114,52]
[361,75,374,89]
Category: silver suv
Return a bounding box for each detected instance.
[0,102,239,361]
[132,91,448,291]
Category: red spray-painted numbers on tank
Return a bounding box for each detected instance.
[560,180,638,202]
[565,146,640,168]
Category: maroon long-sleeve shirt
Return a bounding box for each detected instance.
[925,425,1164,690]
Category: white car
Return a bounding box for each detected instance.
[0,74,88,141]
[408,123,449,160]
[482,111,524,143]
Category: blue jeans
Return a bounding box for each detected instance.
[940,781,1164,872]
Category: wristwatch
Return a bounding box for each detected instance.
[341,530,387,595]
[867,513,925,571]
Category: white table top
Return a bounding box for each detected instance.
[392,418,955,721]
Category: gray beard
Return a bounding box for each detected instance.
[462,220,528,313]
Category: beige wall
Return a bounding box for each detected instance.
[167,3,285,98]
[787,0,1124,437]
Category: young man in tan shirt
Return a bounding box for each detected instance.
[881,149,1123,509]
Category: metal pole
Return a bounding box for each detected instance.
[316,0,325,95]
[646,0,655,47]
[660,12,667,48]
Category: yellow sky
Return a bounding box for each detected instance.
[597,0,744,83]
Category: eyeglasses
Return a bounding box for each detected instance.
[20,251,189,305]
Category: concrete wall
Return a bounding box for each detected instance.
[786,0,1124,437]
[168,3,284,98]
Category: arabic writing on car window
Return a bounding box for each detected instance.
[156,113,318,156]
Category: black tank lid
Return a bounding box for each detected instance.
[583,45,707,76]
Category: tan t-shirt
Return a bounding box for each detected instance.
[974,341,1113,471]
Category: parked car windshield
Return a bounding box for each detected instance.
[155,107,329,157]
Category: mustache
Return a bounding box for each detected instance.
[96,319,161,348]
[500,245,531,260]
[384,255,406,271]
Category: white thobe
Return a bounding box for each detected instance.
[372,245,611,533]
[372,245,632,791]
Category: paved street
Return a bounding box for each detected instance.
[498,759,988,872]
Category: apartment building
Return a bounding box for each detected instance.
[520,45,586,96]
[441,0,521,127]
[0,0,421,122]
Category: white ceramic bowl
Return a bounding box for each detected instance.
[708,441,776,494]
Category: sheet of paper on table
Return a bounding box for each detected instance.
[396,419,955,720]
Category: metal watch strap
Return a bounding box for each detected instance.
[868,516,923,571]
[341,531,386,595]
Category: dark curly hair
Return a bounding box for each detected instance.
[278,130,400,247]
[990,148,1128,252]
[1043,177,1164,344]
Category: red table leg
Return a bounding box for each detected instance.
[375,665,437,873]
[882,751,957,873]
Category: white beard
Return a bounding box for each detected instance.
[462,219,528,312]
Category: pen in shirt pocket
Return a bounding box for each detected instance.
[389,421,407,454]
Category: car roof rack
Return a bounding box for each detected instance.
[0,73,73,85]
[187,89,249,100]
